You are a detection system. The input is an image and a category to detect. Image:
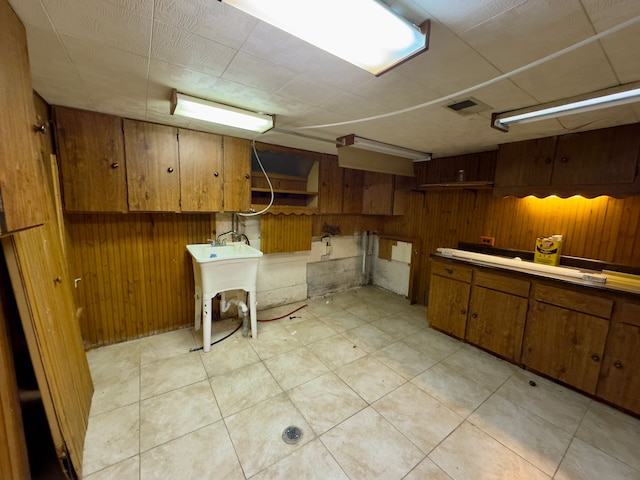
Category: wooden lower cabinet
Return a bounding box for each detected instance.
[522,300,609,394]
[466,270,530,362]
[597,301,640,414]
[427,261,472,339]
[429,255,640,415]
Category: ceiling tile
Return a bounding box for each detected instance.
[206,78,273,111]
[395,24,502,96]
[557,104,639,132]
[241,21,326,74]
[408,0,527,35]
[44,0,152,57]
[581,0,640,31]
[22,26,90,108]
[151,20,236,78]
[154,0,256,49]
[319,91,388,119]
[460,0,594,73]
[148,59,219,100]
[599,22,640,83]
[510,42,618,102]
[351,71,441,110]
[467,78,537,112]
[221,50,298,93]
[277,75,346,107]
[7,0,52,30]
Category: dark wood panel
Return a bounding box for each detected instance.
[260,214,312,253]
[66,213,213,347]
[54,107,128,212]
[124,120,180,212]
[318,154,343,214]
[178,129,223,212]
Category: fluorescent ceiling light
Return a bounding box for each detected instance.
[337,134,431,162]
[492,83,640,132]
[170,90,274,133]
[221,0,430,76]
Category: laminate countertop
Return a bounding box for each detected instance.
[433,248,640,296]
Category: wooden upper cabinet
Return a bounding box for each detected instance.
[363,171,394,215]
[222,136,251,212]
[495,136,556,187]
[0,1,48,234]
[124,119,180,212]
[318,154,343,214]
[178,129,223,212]
[342,168,364,214]
[54,107,128,212]
[553,124,640,185]
[494,124,640,197]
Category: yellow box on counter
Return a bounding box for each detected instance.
[534,235,563,266]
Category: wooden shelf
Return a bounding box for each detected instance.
[251,187,318,196]
[417,181,494,190]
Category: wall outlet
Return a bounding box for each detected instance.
[481,236,495,246]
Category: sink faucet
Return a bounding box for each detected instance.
[208,230,251,246]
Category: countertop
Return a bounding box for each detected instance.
[432,248,640,296]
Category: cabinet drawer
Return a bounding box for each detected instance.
[431,261,473,283]
[615,301,640,327]
[474,270,530,297]
[533,283,613,319]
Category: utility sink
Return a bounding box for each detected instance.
[186,243,263,352]
[186,242,263,263]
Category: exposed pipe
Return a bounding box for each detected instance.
[219,292,250,337]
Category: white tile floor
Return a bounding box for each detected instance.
[83,286,640,479]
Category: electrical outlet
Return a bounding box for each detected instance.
[481,236,495,246]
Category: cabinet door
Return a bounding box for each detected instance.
[363,171,394,215]
[342,168,364,214]
[178,129,223,212]
[54,107,127,212]
[0,1,48,233]
[597,300,640,415]
[318,154,343,214]
[466,286,527,362]
[522,301,609,393]
[552,124,640,185]
[495,137,556,187]
[222,136,251,212]
[124,120,180,212]
[428,274,470,339]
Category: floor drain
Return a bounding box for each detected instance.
[282,425,302,444]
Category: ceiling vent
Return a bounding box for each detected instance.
[445,97,492,115]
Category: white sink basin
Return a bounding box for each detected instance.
[186,242,263,263]
[186,242,263,352]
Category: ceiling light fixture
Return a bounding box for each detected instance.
[170,90,274,133]
[492,83,640,132]
[337,134,431,161]
[219,0,430,76]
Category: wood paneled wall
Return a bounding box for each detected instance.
[260,214,313,253]
[383,152,640,304]
[65,213,213,347]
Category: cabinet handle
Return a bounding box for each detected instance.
[111,162,119,169]
[461,309,466,315]
[471,313,478,318]
[613,361,623,369]
[54,276,62,283]
[167,167,174,173]
[445,268,453,274]
[245,174,250,179]
[560,157,569,163]
[214,171,219,177]
[591,354,600,362]
[33,124,46,134]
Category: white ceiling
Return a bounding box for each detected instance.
[9,0,640,158]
